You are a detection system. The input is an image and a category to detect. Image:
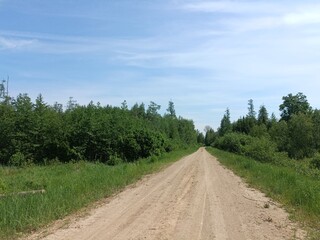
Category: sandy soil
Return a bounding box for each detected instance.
[28,148,305,240]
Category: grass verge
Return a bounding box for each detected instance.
[0,146,198,239]
[206,147,320,239]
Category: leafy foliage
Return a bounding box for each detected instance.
[214,133,251,154]
[247,99,256,119]
[214,133,277,163]
[216,93,320,161]
[204,126,216,146]
[310,154,320,170]
[166,100,176,118]
[269,120,289,152]
[218,108,232,136]
[233,116,256,134]
[0,96,197,166]
[243,137,277,162]
[279,92,311,121]
[287,113,314,159]
[196,131,205,145]
[257,105,268,125]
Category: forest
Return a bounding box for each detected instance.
[203,92,320,171]
[0,94,198,166]
[1,92,320,238]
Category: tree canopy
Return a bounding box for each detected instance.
[279,92,311,121]
[218,108,232,136]
[214,92,320,160]
[0,97,197,166]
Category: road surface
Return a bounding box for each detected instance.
[31,148,304,240]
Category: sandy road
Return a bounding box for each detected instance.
[33,148,304,240]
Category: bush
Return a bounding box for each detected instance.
[243,137,277,162]
[146,155,158,163]
[214,133,252,154]
[8,152,31,167]
[0,179,7,194]
[107,154,123,166]
[310,154,320,170]
[215,133,277,163]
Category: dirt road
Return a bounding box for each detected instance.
[34,148,304,240]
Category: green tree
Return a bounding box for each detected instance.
[268,112,277,129]
[131,103,145,118]
[177,118,197,145]
[269,120,289,152]
[121,100,128,110]
[166,100,176,118]
[52,102,63,114]
[32,94,49,162]
[12,94,35,162]
[287,113,314,159]
[218,108,232,136]
[312,109,320,150]
[247,99,256,119]
[197,131,205,144]
[66,97,77,111]
[1,93,197,166]
[233,116,256,134]
[204,126,216,146]
[279,92,311,121]
[258,105,268,125]
[0,101,15,164]
[147,101,161,117]
[249,124,269,138]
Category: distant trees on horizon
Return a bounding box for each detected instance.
[205,92,320,162]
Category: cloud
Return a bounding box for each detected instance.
[0,31,173,55]
[2,0,320,131]
[284,10,320,25]
[0,36,36,50]
[0,31,117,54]
[181,1,320,32]
[182,1,281,14]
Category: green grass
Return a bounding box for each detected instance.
[0,147,198,239]
[207,147,320,239]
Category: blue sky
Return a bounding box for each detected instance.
[1,0,320,131]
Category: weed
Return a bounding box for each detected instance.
[0,147,197,239]
[207,147,320,238]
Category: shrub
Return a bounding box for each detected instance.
[215,133,277,163]
[0,179,7,194]
[8,152,31,167]
[310,154,320,170]
[243,137,277,162]
[214,133,252,154]
[106,154,123,166]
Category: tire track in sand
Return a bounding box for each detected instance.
[27,148,305,240]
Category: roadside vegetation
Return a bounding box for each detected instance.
[0,147,197,239]
[203,92,320,238]
[0,94,198,238]
[207,148,320,239]
[0,95,197,166]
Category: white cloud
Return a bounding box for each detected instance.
[0,31,119,54]
[284,10,320,25]
[182,1,279,14]
[0,36,35,50]
[3,0,320,130]
[182,1,320,33]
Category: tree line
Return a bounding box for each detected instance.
[202,92,320,167]
[0,94,197,166]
